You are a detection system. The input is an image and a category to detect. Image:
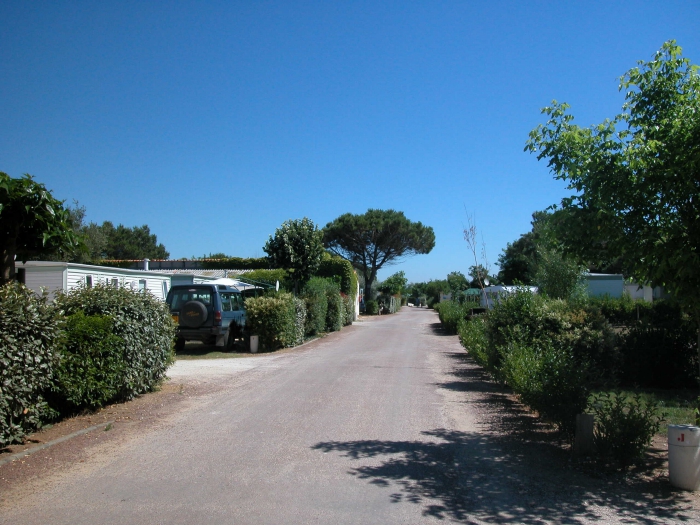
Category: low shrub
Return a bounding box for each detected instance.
[458,317,489,368]
[342,293,354,325]
[55,284,175,401]
[590,392,665,468]
[245,292,297,350]
[303,277,329,335]
[503,341,590,440]
[292,296,306,346]
[49,311,126,412]
[240,269,291,290]
[365,299,378,315]
[325,281,343,332]
[434,301,469,334]
[0,283,62,446]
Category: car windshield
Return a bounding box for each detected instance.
[169,288,212,309]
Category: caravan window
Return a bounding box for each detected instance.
[86,275,93,288]
[111,278,119,287]
[139,279,147,291]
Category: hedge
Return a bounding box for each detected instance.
[245,292,297,350]
[55,284,176,402]
[0,283,62,446]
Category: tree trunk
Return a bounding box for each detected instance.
[1,241,17,286]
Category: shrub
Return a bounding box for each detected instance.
[316,255,358,297]
[325,281,343,332]
[245,292,297,350]
[55,284,175,401]
[342,293,355,325]
[49,311,126,412]
[590,392,664,468]
[0,283,62,446]
[434,300,469,334]
[365,299,379,315]
[303,277,329,335]
[458,316,489,368]
[292,296,307,346]
[240,269,291,290]
[503,341,590,440]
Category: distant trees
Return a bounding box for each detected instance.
[0,173,78,283]
[378,271,408,296]
[264,217,325,293]
[323,209,435,299]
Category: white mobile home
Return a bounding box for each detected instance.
[16,261,172,300]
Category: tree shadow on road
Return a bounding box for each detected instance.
[312,350,698,523]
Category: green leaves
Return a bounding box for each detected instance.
[526,41,700,315]
[264,218,324,291]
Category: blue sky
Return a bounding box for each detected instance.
[2,1,699,284]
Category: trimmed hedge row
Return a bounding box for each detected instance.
[0,283,62,447]
[0,282,175,447]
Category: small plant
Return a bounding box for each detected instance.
[365,299,378,315]
[590,392,665,468]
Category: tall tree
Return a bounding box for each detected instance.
[0,173,78,283]
[101,222,169,260]
[446,271,470,295]
[323,209,435,299]
[526,41,700,375]
[264,217,324,293]
[378,271,408,296]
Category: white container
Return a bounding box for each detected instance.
[249,335,259,353]
[668,425,700,491]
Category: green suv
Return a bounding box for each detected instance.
[166,284,246,351]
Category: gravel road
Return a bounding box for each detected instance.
[1,307,699,524]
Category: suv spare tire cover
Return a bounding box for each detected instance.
[180,301,208,327]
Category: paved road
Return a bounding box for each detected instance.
[1,308,698,524]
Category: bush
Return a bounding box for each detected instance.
[0,283,63,446]
[303,277,329,335]
[49,311,126,412]
[365,299,379,315]
[590,392,664,468]
[240,269,291,290]
[434,300,469,334]
[316,256,358,297]
[325,282,343,332]
[503,341,590,440]
[342,294,355,325]
[458,316,489,368]
[292,296,306,346]
[55,284,175,401]
[245,292,297,350]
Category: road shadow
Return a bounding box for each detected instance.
[312,350,698,523]
[428,322,454,336]
[312,427,695,524]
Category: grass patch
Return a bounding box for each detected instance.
[590,389,699,435]
[175,341,248,360]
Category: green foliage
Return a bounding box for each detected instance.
[526,41,700,319]
[342,294,355,325]
[245,292,297,350]
[590,392,664,468]
[498,231,539,285]
[0,172,79,282]
[446,271,470,295]
[325,281,343,332]
[468,265,498,288]
[535,248,587,300]
[49,312,126,412]
[364,299,379,315]
[198,257,269,270]
[502,341,590,440]
[422,279,447,308]
[302,277,329,335]
[264,218,325,292]
[434,300,469,334]
[292,296,307,346]
[316,255,358,298]
[0,282,62,446]
[378,271,408,296]
[324,209,435,299]
[458,316,489,368]
[240,269,290,289]
[55,284,175,401]
[99,221,169,260]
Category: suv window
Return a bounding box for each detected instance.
[169,288,212,309]
[220,292,243,312]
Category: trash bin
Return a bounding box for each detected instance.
[668,425,700,491]
[249,335,259,354]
